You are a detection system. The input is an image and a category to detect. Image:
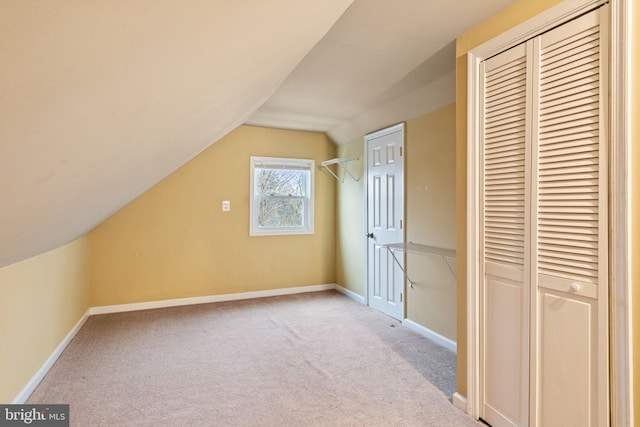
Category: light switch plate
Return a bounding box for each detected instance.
[222,200,231,212]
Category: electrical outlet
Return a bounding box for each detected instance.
[222,200,231,212]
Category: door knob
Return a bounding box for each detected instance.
[366,232,374,238]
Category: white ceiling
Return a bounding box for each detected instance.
[0,0,518,268]
[247,0,519,143]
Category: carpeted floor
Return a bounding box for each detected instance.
[28,291,481,426]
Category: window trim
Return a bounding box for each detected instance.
[249,156,315,236]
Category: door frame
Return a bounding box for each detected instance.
[465,0,632,424]
[363,122,406,320]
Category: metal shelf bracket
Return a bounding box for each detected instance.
[320,158,359,183]
[384,241,457,287]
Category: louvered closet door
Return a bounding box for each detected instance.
[532,8,608,427]
[479,6,609,427]
[480,42,531,427]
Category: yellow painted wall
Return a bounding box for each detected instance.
[455,54,468,395]
[0,237,90,402]
[89,125,336,306]
[335,107,458,342]
[454,0,565,398]
[405,104,457,341]
[632,0,640,419]
[335,139,365,295]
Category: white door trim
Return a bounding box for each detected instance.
[609,0,633,425]
[364,123,406,320]
[465,0,632,423]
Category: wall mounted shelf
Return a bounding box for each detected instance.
[320,158,359,183]
[384,241,456,287]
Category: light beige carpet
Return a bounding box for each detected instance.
[29,291,481,426]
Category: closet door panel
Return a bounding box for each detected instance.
[538,289,595,427]
[533,8,608,426]
[480,42,530,427]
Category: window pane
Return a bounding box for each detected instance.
[250,156,314,236]
[257,197,304,227]
[255,168,306,197]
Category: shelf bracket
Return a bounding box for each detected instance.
[320,158,359,183]
[387,246,416,287]
[384,241,457,287]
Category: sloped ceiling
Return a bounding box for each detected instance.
[0,0,520,269]
[247,0,520,143]
[0,0,354,268]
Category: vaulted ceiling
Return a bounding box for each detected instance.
[247,0,518,143]
[0,0,518,268]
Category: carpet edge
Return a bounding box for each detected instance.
[334,284,365,304]
[402,318,457,354]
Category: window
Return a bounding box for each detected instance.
[250,156,314,236]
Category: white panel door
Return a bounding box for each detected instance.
[366,123,404,321]
[531,8,608,426]
[480,42,531,427]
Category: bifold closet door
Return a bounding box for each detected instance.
[479,6,609,427]
[532,8,608,427]
[480,42,531,427]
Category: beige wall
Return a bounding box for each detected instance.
[335,139,365,295]
[405,104,457,341]
[454,0,567,398]
[0,237,90,402]
[88,125,336,306]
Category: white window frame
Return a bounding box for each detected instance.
[250,156,315,236]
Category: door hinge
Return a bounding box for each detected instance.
[400,147,403,156]
[400,293,403,302]
[400,219,403,229]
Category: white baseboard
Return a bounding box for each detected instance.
[334,284,365,304]
[452,392,468,413]
[89,284,336,315]
[402,318,457,354]
[12,310,91,404]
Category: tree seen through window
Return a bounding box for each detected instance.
[250,157,314,236]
